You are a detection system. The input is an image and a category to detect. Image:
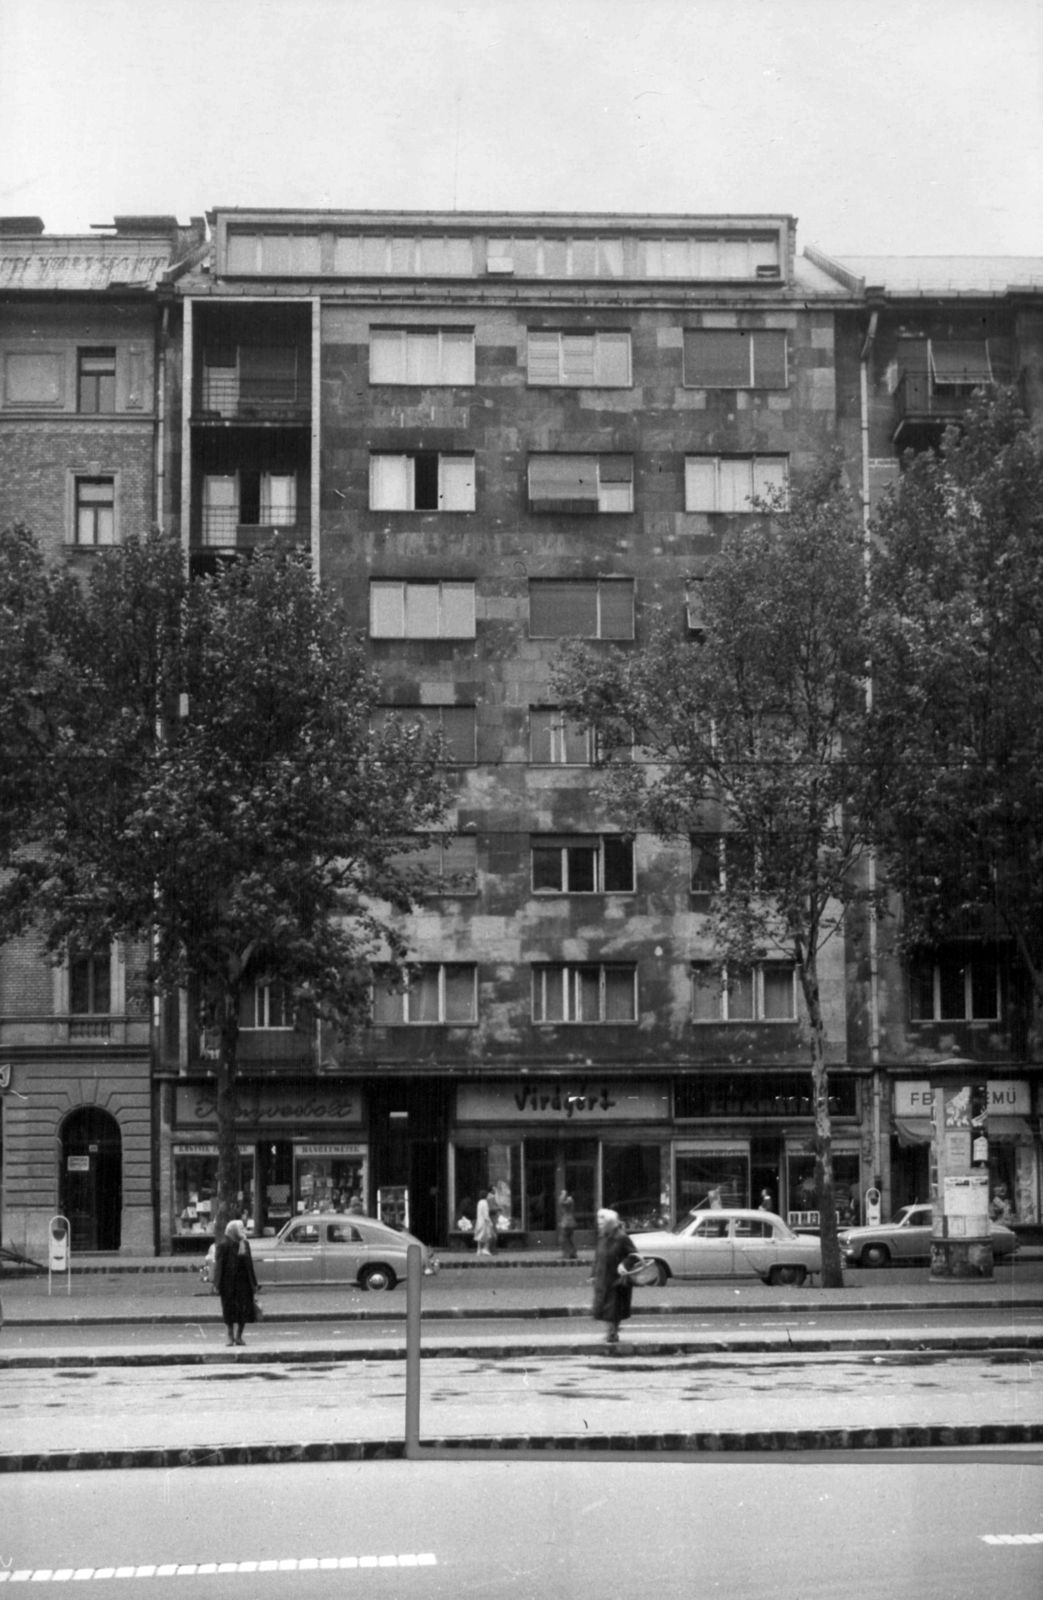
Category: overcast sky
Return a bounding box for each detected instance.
[2,0,1041,256]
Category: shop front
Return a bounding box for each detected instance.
[891,1078,1039,1228]
[451,1080,672,1247]
[169,1080,367,1249]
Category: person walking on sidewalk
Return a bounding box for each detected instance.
[592,1208,635,1348]
[558,1189,578,1260]
[474,1193,495,1257]
[212,1219,259,1346]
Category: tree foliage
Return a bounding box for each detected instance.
[0,529,448,1230]
[869,389,1043,1026]
[554,462,877,1285]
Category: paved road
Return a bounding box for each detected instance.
[3,1457,1042,1597]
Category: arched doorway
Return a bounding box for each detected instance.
[60,1107,122,1252]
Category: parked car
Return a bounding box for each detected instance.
[838,1204,1018,1268]
[629,1208,822,1287]
[203,1213,439,1291]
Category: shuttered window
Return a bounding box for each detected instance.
[683,330,787,388]
[528,579,634,640]
[527,454,633,513]
[685,456,788,512]
[369,453,475,511]
[526,330,632,387]
[369,581,476,639]
[370,328,475,385]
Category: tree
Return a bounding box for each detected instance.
[0,529,448,1234]
[869,389,1043,1037]
[554,464,878,1286]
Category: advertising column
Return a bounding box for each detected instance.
[931,1079,992,1279]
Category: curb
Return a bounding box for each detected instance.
[3,1423,1042,1474]
[2,1334,1040,1368]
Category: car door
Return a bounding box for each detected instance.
[675,1214,734,1278]
[731,1215,777,1278]
[894,1206,933,1262]
[272,1219,322,1284]
[322,1220,366,1282]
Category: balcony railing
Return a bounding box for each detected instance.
[893,373,980,439]
[197,372,310,423]
[200,510,303,549]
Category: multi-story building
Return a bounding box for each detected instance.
[0,214,204,1258]
[2,210,1040,1257]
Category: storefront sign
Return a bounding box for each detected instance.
[894,1082,936,1116]
[176,1083,362,1127]
[456,1081,670,1123]
[294,1143,366,1158]
[172,1144,254,1158]
[895,1080,1030,1117]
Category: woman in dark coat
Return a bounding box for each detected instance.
[591,1208,635,1346]
[212,1219,258,1346]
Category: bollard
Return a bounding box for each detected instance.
[404,1242,422,1456]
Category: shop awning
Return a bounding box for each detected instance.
[894,1117,933,1147]
[988,1116,1034,1143]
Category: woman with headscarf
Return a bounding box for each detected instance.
[591,1208,636,1347]
[212,1218,259,1346]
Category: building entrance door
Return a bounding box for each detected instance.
[60,1107,121,1252]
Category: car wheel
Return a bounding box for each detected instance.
[860,1243,890,1268]
[768,1264,806,1287]
[650,1260,670,1287]
[359,1263,397,1291]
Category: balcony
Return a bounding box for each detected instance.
[194,349,310,426]
[892,373,980,444]
[199,507,306,552]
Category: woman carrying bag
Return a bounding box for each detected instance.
[591,1208,636,1347]
[212,1218,260,1346]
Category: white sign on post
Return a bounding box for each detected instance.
[48,1215,71,1297]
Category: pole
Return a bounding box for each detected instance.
[404,1243,422,1456]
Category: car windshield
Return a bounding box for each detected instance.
[891,1206,931,1227]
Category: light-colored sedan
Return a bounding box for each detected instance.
[204,1213,439,1291]
[630,1208,822,1287]
[838,1204,1018,1268]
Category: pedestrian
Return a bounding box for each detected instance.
[485,1187,501,1254]
[212,1218,259,1347]
[989,1184,1014,1224]
[591,1208,635,1348]
[474,1192,495,1256]
[558,1189,577,1260]
[347,1193,365,1216]
[758,1188,774,1212]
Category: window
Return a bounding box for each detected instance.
[689,833,757,903]
[531,836,634,894]
[526,331,631,387]
[259,473,297,526]
[529,579,634,640]
[691,963,796,1022]
[4,351,63,406]
[374,705,477,764]
[683,330,787,389]
[373,963,478,1024]
[532,964,637,1023]
[394,833,478,895]
[909,951,999,1022]
[369,452,475,511]
[370,328,475,385]
[642,236,780,279]
[685,456,788,512]
[369,581,476,639]
[240,982,293,1030]
[528,455,633,513]
[73,477,115,545]
[77,348,116,413]
[69,948,111,1014]
[529,709,594,765]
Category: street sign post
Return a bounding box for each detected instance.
[48,1214,71,1297]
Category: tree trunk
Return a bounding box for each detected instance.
[800,962,845,1288]
[213,994,241,1242]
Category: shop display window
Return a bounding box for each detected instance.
[294,1145,367,1214]
[602,1143,665,1230]
[786,1150,861,1226]
[674,1148,748,1217]
[453,1142,521,1231]
[174,1146,254,1236]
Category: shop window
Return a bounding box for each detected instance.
[531,835,634,894]
[526,330,632,387]
[787,1150,862,1227]
[532,963,637,1024]
[174,1145,254,1237]
[602,1144,664,1230]
[674,1148,749,1214]
[239,982,293,1030]
[683,329,787,389]
[77,348,116,413]
[528,454,633,513]
[295,1146,366,1214]
[528,579,634,640]
[691,962,796,1022]
[453,1143,521,1232]
[909,950,1000,1021]
[73,476,116,545]
[370,327,475,385]
[373,963,478,1024]
[373,704,477,764]
[684,455,788,512]
[369,452,475,511]
[369,580,476,639]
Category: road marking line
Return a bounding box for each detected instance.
[981,1534,1043,1544]
[0,1555,439,1583]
